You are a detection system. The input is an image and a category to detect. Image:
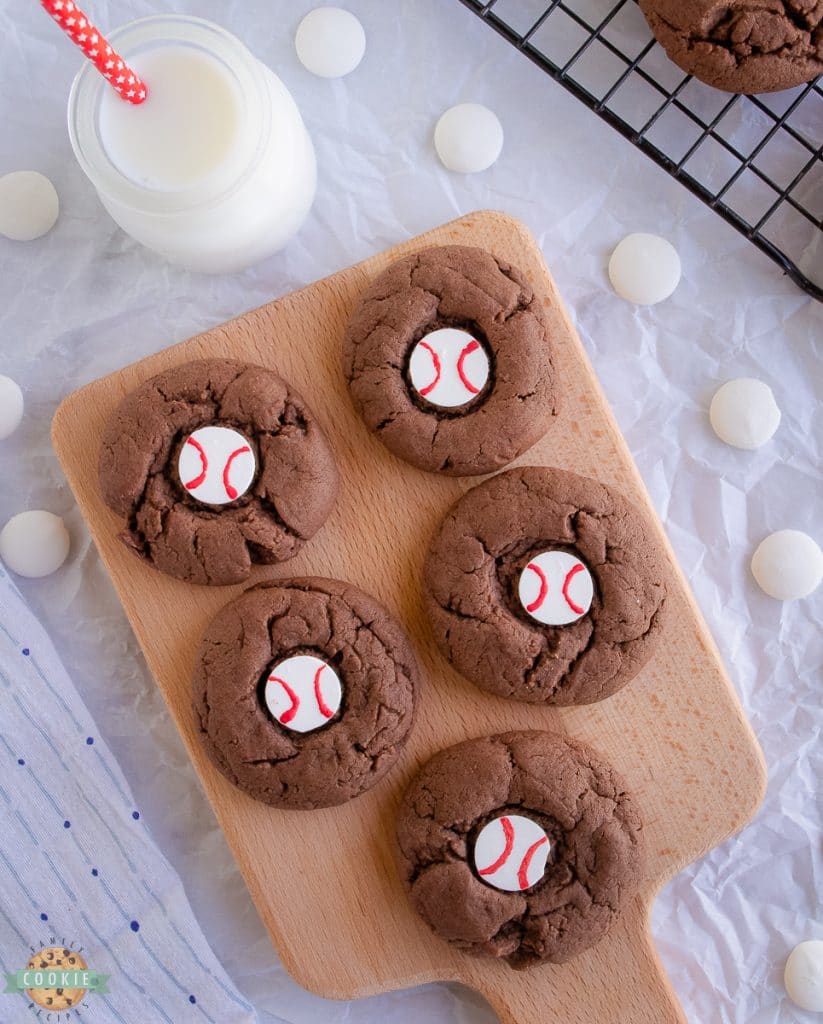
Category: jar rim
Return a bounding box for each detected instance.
[67,14,272,215]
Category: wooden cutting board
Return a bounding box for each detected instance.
[52,212,766,1024]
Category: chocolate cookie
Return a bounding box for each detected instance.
[639,0,822,94]
[424,466,669,706]
[99,359,338,586]
[343,245,559,476]
[396,730,644,969]
[193,577,418,809]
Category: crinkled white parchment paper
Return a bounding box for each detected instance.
[0,1,821,1022]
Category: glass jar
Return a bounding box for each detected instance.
[68,15,316,273]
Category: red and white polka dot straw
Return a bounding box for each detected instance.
[40,0,147,105]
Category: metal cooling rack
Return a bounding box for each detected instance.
[457,0,823,300]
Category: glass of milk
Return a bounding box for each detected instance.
[68,15,316,273]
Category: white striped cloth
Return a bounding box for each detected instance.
[0,564,259,1024]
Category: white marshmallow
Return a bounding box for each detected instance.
[265,654,342,733]
[518,550,594,626]
[474,814,551,892]
[178,426,255,506]
[408,328,489,408]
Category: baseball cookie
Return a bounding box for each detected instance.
[424,466,669,706]
[99,359,338,586]
[193,577,418,809]
[343,245,559,476]
[639,0,823,94]
[396,730,644,969]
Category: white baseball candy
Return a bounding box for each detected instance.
[434,103,504,174]
[409,328,490,409]
[710,378,781,450]
[608,233,681,305]
[265,654,342,734]
[0,171,59,241]
[785,940,823,1013]
[474,814,551,892]
[178,426,255,506]
[295,7,366,78]
[0,511,70,578]
[0,376,24,439]
[751,530,822,601]
[519,550,594,626]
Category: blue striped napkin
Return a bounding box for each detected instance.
[0,563,259,1024]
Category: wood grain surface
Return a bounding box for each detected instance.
[52,212,766,1024]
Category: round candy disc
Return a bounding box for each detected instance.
[785,940,823,1013]
[710,377,781,450]
[178,426,255,506]
[265,654,343,734]
[295,7,366,78]
[518,550,594,626]
[0,375,24,440]
[0,510,70,578]
[434,103,504,174]
[608,233,681,305]
[474,814,551,892]
[0,171,59,241]
[751,530,822,601]
[408,328,490,409]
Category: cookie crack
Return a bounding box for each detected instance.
[121,390,313,578]
[240,750,302,767]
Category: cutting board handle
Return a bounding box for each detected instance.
[469,902,687,1024]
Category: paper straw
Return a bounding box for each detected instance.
[40,0,147,105]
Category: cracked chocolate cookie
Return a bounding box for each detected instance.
[639,0,823,94]
[99,358,338,586]
[396,730,644,969]
[424,466,669,706]
[343,245,559,476]
[193,577,419,809]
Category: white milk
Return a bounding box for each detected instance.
[68,16,316,273]
[98,47,244,191]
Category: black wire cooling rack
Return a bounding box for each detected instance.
[457,0,823,301]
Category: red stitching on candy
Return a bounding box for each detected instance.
[478,816,515,875]
[417,341,441,397]
[314,664,334,719]
[524,562,548,613]
[183,436,208,490]
[270,676,299,725]
[457,339,482,394]
[517,835,549,890]
[223,445,251,501]
[562,563,585,615]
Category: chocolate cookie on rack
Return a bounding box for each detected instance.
[396,730,644,969]
[193,577,418,809]
[343,245,559,476]
[639,0,823,94]
[424,466,670,706]
[99,358,338,586]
